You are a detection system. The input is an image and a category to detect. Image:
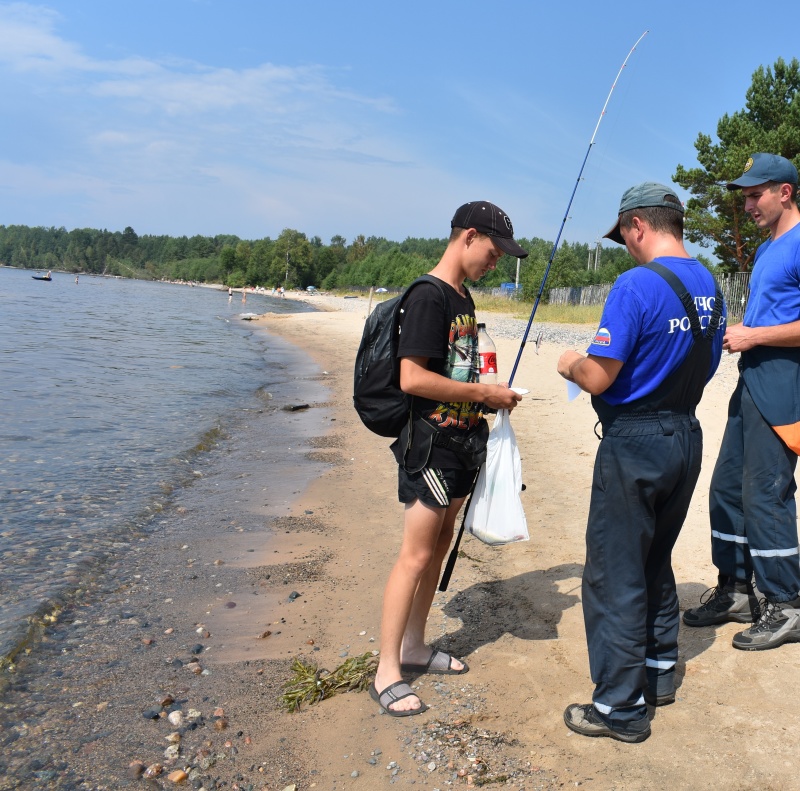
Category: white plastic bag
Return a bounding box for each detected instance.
[465,409,529,546]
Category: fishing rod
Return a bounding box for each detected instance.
[508,30,648,387]
[440,32,648,594]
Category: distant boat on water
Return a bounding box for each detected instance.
[32,271,52,281]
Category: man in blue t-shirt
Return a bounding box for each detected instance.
[684,153,800,651]
[557,182,725,743]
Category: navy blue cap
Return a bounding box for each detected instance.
[727,153,799,190]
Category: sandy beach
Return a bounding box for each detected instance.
[3,289,800,791]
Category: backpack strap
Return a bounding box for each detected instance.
[398,274,452,354]
[397,274,454,465]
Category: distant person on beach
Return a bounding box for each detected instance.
[369,201,526,717]
[683,153,800,650]
[557,182,725,743]
[75,275,79,284]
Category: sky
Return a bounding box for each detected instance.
[1,1,799,254]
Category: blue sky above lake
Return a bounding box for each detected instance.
[0,0,798,253]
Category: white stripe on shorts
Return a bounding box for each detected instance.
[421,467,449,507]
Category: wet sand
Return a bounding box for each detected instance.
[3,291,800,791]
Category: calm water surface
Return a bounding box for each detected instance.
[0,268,320,662]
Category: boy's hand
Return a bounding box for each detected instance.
[483,383,522,412]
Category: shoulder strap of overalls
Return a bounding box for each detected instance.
[641,261,723,340]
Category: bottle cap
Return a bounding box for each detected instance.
[477,322,486,329]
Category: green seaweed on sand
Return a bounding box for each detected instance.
[280,651,378,712]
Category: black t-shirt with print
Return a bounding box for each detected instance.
[389,277,487,469]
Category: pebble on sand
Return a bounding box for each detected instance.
[164,744,180,761]
[167,711,183,727]
[143,763,162,778]
[167,769,188,783]
[127,761,146,778]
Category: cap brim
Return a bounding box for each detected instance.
[726,174,769,191]
[492,235,529,259]
[603,218,624,245]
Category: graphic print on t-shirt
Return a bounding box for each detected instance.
[427,313,483,430]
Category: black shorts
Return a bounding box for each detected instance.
[398,466,477,508]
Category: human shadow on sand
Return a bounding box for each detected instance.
[432,567,717,688]
[434,562,584,659]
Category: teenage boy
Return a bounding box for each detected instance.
[369,201,526,716]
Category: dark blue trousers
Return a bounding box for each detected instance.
[709,377,800,602]
[583,413,702,724]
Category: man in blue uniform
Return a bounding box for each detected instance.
[557,182,725,742]
[683,153,800,650]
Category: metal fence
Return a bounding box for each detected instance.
[549,271,751,319]
[715,272,750,319]
[548,283,612,308]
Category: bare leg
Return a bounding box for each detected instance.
[373,497,463,713]
[400,496,465,668]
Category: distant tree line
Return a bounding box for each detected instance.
[0,221,646,300]
[3,57,796,294]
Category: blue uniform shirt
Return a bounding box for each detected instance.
[587,257,725,406]
[740,222,800,430]
[744,222,800,327]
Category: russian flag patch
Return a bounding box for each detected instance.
[593,328,611,346]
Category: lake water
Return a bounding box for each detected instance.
[0,268,325,665]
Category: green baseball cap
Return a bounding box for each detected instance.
[604,182,684,245]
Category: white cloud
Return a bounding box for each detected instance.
[0,3,419,237]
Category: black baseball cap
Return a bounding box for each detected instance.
[603,182,684,245]
[451,201,529,258]
[726,153,799,190]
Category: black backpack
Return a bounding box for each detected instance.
[353,275,448,437]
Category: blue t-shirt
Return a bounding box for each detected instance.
[743,222,800,327]
[740,222,800,428]
[587,257,725,405]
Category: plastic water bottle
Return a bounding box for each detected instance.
[477,323,498,385]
